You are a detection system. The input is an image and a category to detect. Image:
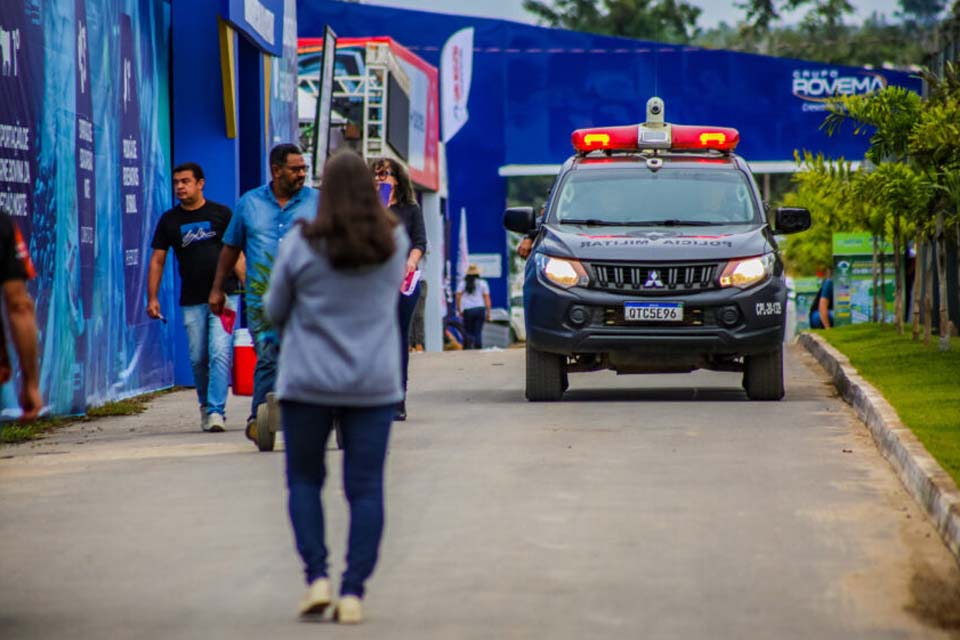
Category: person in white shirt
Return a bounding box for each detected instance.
[456,264,492,349]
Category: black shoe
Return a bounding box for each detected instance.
[394,401,406,422]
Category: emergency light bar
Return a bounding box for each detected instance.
[571,123,740,153]
[570,125,642,152]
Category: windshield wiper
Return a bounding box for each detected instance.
[559,218,623,226]
[561,218,729,227]
[641,219,726,226]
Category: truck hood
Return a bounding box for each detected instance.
[538,223,772,262]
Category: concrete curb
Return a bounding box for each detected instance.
[798,332,960,562]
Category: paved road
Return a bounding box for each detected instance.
[1,344,958,639]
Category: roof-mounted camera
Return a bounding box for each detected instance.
[646,97,665,125]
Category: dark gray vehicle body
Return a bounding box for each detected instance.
[507,151,810,398]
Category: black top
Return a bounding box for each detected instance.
[0,212,33,283]
[390,202,427,256]
[151,200,239,306]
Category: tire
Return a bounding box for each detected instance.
[525,344,566,401]
[255,399,277,452]
[742,346,784,401]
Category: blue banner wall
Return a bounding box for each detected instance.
[0,0,172,417]
[297,0,922,309]
[76,0,96,321]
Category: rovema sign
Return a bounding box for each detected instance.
[792,68,887,112]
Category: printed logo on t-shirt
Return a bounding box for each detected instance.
[180,221,217,247]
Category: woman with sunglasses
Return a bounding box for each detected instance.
[371,158,426,421]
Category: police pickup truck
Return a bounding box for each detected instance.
[504,98,810,401]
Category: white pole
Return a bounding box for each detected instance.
[421,191,444,352]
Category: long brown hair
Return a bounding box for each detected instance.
[302,150,397,269]
[370,157,416,206]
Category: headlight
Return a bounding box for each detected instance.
[535,254,589,289]
[719,254,775,289]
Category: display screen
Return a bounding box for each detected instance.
[387,73,410,160]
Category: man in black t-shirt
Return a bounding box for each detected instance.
[148,163,244,432]
[0,210,40,422]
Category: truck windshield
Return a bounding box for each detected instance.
[554,169,759,225]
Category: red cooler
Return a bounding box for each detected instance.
[232,328,256,396]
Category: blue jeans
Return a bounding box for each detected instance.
[281,400,394,598]
[182,295,238,416]
[397,281,421,394]
[250,336,279,421]
[462,307,485,349]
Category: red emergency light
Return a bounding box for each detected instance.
[671,125,739,151]
[570,125,641,152]
[570,123,740,153]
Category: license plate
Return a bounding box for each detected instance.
[624,302,684,322]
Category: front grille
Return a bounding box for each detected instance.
[589,262,719,293]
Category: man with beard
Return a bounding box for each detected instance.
[148,162,242,432]
[209,144,319,446]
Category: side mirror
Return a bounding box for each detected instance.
[503,206,536,234]
[775,207,811,234]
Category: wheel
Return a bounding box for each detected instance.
[742,346,784,400]
[525,344,566,401]
[255,397,277,452]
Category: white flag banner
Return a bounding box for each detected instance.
[441,27,474,144]
[457,207,470,290]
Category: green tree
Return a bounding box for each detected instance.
[526,0,930,68]
[735,0,854,52]
[822,86,929,335]
[779,152,855,275]
[898,0,946,26]
[822,86,922,165]
[703,0,930,67]
[735,0,864,36]
[873,162,934,334]
[843,14,929,68]
[810,68,960,344]
[910,63,960,348]
[848,170,891,322]
[522,0,703,43]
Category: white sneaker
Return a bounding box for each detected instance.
[207,413,225,433]
[334,595,363,624]
[299,578,332,617]
[199,407,209,431]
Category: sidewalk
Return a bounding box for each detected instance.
[0,388,256,468]
[799,332,960,563]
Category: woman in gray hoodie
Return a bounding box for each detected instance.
[265,150,409,624]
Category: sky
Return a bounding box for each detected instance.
[360,0,907,30]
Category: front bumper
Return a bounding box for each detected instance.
[524,274,787,357]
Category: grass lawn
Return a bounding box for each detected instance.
[0,389,176,445]
[815,324,960,486]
